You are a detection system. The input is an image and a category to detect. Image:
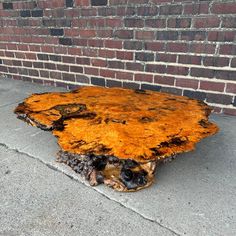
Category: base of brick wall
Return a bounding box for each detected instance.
[2,73,236,116]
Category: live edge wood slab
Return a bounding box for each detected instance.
[14,86,219,192]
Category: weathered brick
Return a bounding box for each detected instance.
[223,108,236,116]
[137,6,158,16]
[124,18,144,28]
[66,0,74,7]
[123,82,140,90]
[116,71,133,81]
[203,57,229,67]
[154,76,175,86]
[183,90,206,101]
[160,5,182,15]
[3,2,13,10]
[179,55,202,65]
[135,52,154,62]
[20,10,31,17]
[167,18,191,28]
[145,18,166,28]
[200,81,225,92]
[156,53,177,63]
[206,93,233,105]
[193,17,220,28]
[156,31,179,40]
[70,66,83,73]
[161,87,182,96]
[50,52,62,62]
[114,30,133,39]
[126,62,144,71]
[135,31,155,40]
[190,68,214,78]
[215,70,236,81]
[222,17,236,28]
[108,60,124,69]
[226,83,236,93]
[91,77,106,86]
[59,37,73,45]
[37,54,49,61]
[100,69,116,78]
[75,74,89,84]
[62,73,75,82]
[91,0,107,6]
[180,31,206,41]
[146,64,166,73]
[141,83,161,92]
[167,66,189,76]
[183,3,209,15]
[124,41,143,50]
[31,9,43,17]
[106,79,122,88]
[211,2,236,14]
[231,58,236,68]
[135,74,153,83]
[50,28,64,36]
[176,78,199,89]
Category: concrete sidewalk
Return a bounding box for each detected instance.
[0,77,235,236]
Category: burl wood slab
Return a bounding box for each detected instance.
[15,86,218,191]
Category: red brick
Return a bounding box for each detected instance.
[116,51,133,60]
[135,73,153,83]
[75,0,90,6]
[106,18,123,27]
[193,17,220,28]
[108,60,124,69]
[82,48,97,57]
[156,53,177,63]
[190,43,216,54]
[104,40,122,49]
[135,31,155,40]
[100,69,116,78]
[145,18,166,28]
[98,49,115,59]
[166,43,188,53]
[114,30,133,39]
[226,83,236,93]
[126,62,144,71]
[84,67,99,76]
[79,29,96,38]
[184,3,209,15]
[91,59,107,67]
[211,2,236,14]
[116,71,133,81]
[145,42,164,51]
[200,81,225,92]
[154,76,175,86]
[176,78,199,89]
[191,68,214,78]
[219,44,236,55]
[167,66,189,75]
[203,57,229,67]
[146,64,166,73]
[76,57,90,65]
[179,55,202,65]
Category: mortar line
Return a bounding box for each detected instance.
[0,142,181,236]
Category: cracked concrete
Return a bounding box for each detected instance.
[0,77,236,236]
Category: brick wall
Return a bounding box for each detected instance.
[0,0,235,115]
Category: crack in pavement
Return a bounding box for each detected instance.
[0,142,181,236]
